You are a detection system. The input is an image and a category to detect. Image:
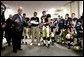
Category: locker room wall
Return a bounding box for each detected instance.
[51,1,83,19]
[70,1,79,18]
[60,3,71,18]
[79,1,83,17]
[3,1,83,19]
[62,1,83,18]
[3,1,71,19]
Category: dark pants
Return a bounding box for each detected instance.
[0,30,3,50]
[66,39,71,49]
[77,31,82,47]
[5,30,12,46]
[51,37,55,42]
[12,29,22,51]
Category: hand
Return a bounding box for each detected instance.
[15,19,20,24]
[1,23,6,28]
[43,22,47,25]
[28,23,31,26]
[30,21,35,24]
[59,34,61,36]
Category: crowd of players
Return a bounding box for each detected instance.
[1,2,83,53]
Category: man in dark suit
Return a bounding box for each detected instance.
[12,7,25,53]
[1,2,6,50]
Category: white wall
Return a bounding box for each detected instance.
[60,1,83,18]
[3,1,83,19]
[79,1,83,16]
[71,1,79,18]
[3,1,71,19]
[59,3,71,18]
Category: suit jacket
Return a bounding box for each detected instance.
[1,2,6,24]
[5,18,13,31]
[1,14,5,26]
[12,14,25,32]
[1,10,6,31]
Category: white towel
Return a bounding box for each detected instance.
[31,21,39,24]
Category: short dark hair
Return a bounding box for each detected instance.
[42,11,46,13]
[47,14,51,18]
[58,15,60,17]
[34,12,37,14]
[66,14,69,16]
[23,13,26,16]
[72,13,75,15]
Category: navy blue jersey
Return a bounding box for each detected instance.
[58,19,65,29]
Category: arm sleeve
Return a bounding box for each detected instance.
[31,17,33,21]
[37,17,39,22]
[12,14,17,21]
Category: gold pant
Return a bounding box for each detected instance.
[42,26,50,38]
[51,32,54,37]
[22,27,31,38]
[31,26,40,43]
